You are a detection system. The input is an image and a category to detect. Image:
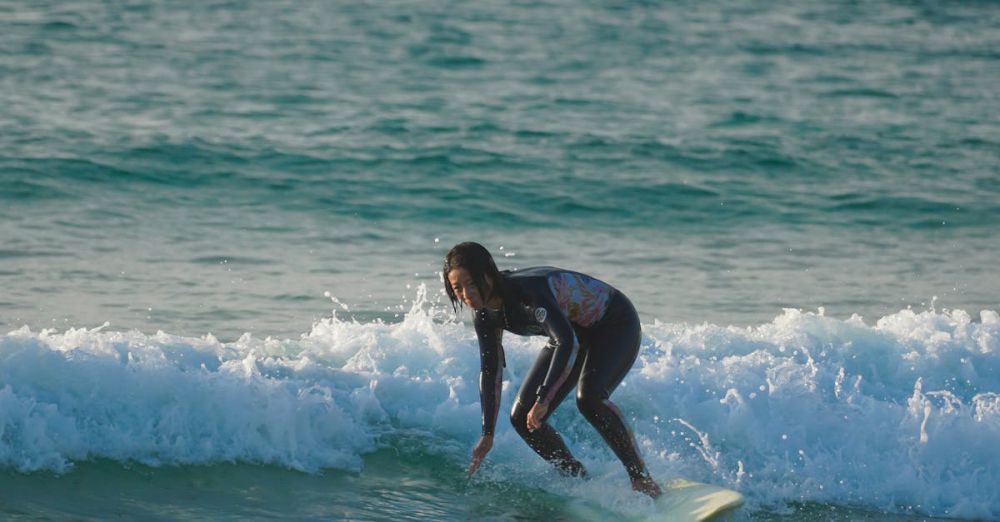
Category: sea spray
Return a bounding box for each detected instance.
[1,289,998,519]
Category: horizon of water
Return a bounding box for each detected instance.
[2,0,998,340]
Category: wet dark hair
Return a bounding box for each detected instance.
[442,241,501,312]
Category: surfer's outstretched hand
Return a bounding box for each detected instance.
[466,435,493,476]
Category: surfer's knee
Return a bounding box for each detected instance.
[575,389,604,423]
[510,399,530,435]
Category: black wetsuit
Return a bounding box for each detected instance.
[474,266,651,482]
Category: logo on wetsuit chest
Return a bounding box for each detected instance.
[533,307,547,323]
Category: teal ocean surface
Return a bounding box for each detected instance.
[2,1,998,520]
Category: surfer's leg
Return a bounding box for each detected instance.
[511,343,587,476]
[575,294,660,497]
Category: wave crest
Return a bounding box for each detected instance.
[1,291,997,518]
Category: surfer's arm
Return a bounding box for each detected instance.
[533,293,579,406]
[474,309,505,436]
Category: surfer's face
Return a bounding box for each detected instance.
[447,267,489,309]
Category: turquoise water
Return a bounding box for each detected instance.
[2,0,999,520]
[0,453,957,521]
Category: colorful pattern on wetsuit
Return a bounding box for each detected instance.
[546,272,613,327]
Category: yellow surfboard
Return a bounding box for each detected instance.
[645,479,745,522]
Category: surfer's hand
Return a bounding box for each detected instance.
[466,435,493,476]
[526,399,549,431]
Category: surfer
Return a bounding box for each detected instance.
[444,242,662,498]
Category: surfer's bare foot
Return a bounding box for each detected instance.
[632,476,662,498]
[556,458,588,478]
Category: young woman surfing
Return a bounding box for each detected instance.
[443,242,661,498]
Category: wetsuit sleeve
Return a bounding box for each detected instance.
[474,309,505,436]
[532,291,579,405]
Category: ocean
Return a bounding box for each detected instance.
[1,0,998,519]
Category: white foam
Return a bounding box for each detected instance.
[1,287,997,519]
